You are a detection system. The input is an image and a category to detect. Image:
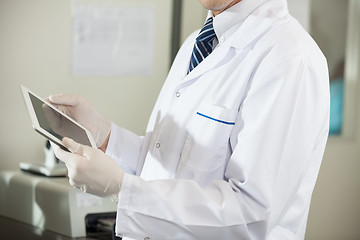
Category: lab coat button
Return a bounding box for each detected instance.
[144,237,150,240]
[155,143,160,148]
[220,36,225,43]
[176,92,181,97]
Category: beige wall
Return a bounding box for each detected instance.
[0,0,172,170]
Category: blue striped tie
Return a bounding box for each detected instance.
[188,18,216,73]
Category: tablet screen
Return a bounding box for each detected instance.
[28,92,92,146]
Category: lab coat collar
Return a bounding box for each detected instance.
[211,0,270,41]
[184,39,232,82]
[184,0,288,83]
[230,0,289,49]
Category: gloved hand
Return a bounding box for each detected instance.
[53,137,124,198]
[49,94,111,148]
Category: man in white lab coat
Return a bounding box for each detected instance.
[51,0,330,239]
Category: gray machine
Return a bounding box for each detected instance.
[0,170,117,237]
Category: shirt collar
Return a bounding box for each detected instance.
[207,0,270,42]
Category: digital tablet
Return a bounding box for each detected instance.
[21,85,97,150]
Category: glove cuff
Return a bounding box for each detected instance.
[96,117,111,148]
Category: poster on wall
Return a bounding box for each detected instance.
[72,0,155,76]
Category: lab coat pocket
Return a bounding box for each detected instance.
[177,102,237,183]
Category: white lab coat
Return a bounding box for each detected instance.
[106,0,330,239]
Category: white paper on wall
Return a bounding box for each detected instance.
[72,0,155,76]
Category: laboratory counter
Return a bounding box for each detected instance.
[0,215,90,240]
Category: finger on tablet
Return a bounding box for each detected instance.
[62,137,85,156]
[51,142,73,164]
[49,94,80,107]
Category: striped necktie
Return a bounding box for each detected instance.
[188,17,216,73]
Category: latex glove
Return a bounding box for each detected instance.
[53,137,124,198]
[48,94,111,148]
